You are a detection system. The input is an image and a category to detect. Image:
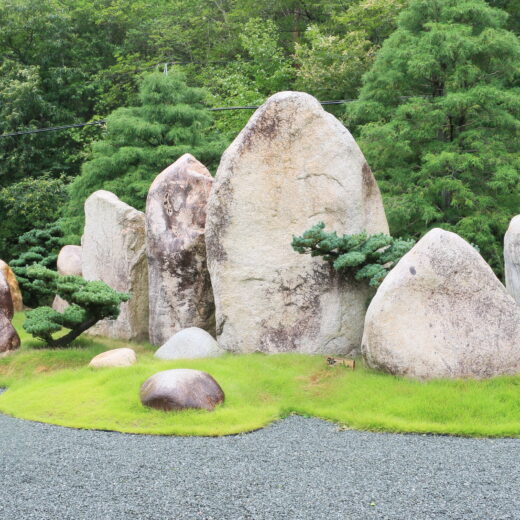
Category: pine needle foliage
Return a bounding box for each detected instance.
[292,222,415,287]
[10,223,63,307]
[347,0,520,277]
[22,265,130,348]
[62,71,224,242]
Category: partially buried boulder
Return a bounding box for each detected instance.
[154,327,224,360]
[0,271,13,320]
[0,311,20,353]
[52,245,83,313]
[0,260,23,312]
[82,190,149,341]
[140,369,224,411]
[362,228,520,380]
[504,215,520,305]
[146,154,215,346]
[89,348,136,368]
[205,91,388,355]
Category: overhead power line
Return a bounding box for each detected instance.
[0,100,352,139]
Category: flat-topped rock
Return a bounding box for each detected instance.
[82,190,149,341]
[89,348,137,368]
[205,91,388,355]
[146,154,215,346]
[505,215,520,305]
[362,228,520,379]
[154,327,224,360]
[140,369,224,411]
[52,245,83,313]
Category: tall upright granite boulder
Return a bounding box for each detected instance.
[205,91,389,354]
[505,215,520,305]
[362,228,520,380]
[52,245,82,313]
[0,260,23,312]
[0,271,13,320]
[146,154,215,345]
[82,190,149,341]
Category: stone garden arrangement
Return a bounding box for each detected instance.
[2,90,520,419]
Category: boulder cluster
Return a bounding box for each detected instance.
[19,90,520,382]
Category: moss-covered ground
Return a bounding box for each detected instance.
[1,313,520,437]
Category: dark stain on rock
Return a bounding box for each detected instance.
[362,162,377,201]
[409,266,416,275]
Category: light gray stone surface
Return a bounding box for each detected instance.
[82,190,148,341]
[205,91,388,355]
[140,368,224,411]
[146,154,214,346]
[505,215,520,305]
[0,311,19,353]
[52,245,83,313]
[0,271,13,321]
[89,348,136,368]
[154,327,224,360]
[363,228,520,379]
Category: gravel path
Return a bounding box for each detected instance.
[1,402,519,520]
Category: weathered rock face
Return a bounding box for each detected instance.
[52,245,83,313]
[82,190,149,341]
[154,327,224,360]
[146,154,215,346]
[0,261,23,312]
[140,369,225,411]
[505,215,520,305]
[362,228,520,380]
[0,272,13,320]
[89,348,137,368]
[0,311,20,353]
[205,91,389,355]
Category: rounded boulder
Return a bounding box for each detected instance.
[140,369,224,411]
[154,327,224,360]
[89,348,137,368]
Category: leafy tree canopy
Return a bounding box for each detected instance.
[348,0,520,277]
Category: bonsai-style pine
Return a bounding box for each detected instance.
[292,222,414,287]
[10,222,63,307]
[23,265,130,348]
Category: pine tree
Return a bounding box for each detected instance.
[348,0,520,276]
[62,71,224,242]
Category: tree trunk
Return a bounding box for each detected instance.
[48,316,99,348]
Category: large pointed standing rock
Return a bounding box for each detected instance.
[52,245,82,313]
[146,154,215,346]
[205,91,389,354]
[505,215,520,305]
[0,312,20,353]
[0,272,13,320]
[0,260,23,312]
[362,228,520,380]
[82,190,149,341]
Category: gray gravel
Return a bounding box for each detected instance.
[1,399,519,520]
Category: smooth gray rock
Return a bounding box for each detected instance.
[146,154,215,346]
[140,369,224,411]
[52,245,82,313]
[362,228,520,380]
[205,91,388,355]
[505,215,520,305]
[154,327,224,360]
[82,190,149,341]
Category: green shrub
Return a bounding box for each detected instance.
[292,222,415,287]
[23,265,130,348]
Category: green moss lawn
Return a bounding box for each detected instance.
[1,313,520,437]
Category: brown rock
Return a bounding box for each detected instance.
[52,245,83,313]
[0,260,22,312]
[146,154,215,346]
[0,311,20,353]
[0,272,13,320]
[140,369,224,411]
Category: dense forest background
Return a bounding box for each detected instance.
[0,0,519,277]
